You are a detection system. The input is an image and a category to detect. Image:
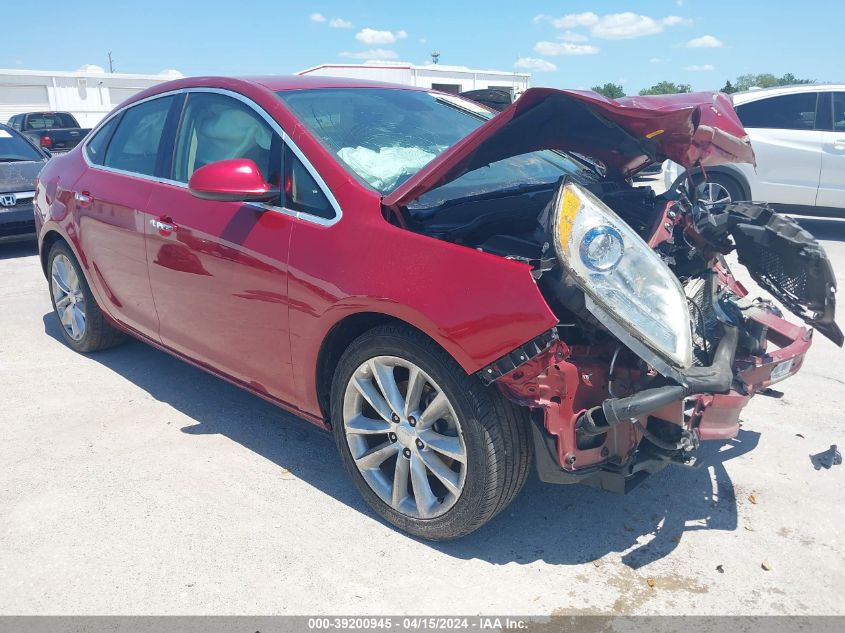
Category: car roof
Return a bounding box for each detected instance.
[247,75,426,91]
[144,74,424,96]
[732,83,845,104]
[117,74,430,112]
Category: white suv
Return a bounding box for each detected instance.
[663,84,845,215]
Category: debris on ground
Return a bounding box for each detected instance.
[761,560,773,571]
[749,493,758,504]
[646,577,656,588]
[716,565,725,574]
[810,445,842,470]
[796,433,805,438]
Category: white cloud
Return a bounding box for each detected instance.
[534,41,600,56]
[309,13,325,23]
[650,57,663,63]
[592,13,690,39]
[686,34,724,48]
[558,30,589,42]
[535,12,690,40]
[340,48,399,60]
[684,64,715,71]
[418,38,427,44]
[535,11,599,29]
[514,57,558,72]
[356,28,407,44]
[329,18,352,29]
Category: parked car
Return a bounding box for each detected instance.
[459,88,513,111]
[7,111,91,153]
[663,84,845,215]
[33,77,841,539]
[0,123,49,243]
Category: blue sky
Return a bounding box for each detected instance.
[3,0,842,93]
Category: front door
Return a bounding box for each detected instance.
[736,92,823,206]
[145,90,296,402]
[817,92,845,209]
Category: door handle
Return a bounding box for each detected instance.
[150,217,176,232]
[74,191,92,206]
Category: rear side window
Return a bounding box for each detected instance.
[104,96,174,176]
[172,92,280,185]
[834,93,845,131]
[85,115,122,166]
[284,145,334,219]
[735,93,818,130]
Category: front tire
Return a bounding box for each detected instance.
[47,241,126,353]
[695,173,745,207]
[330,324,532,540]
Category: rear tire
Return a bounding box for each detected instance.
[47,241,126,353]
[330,324,532,540]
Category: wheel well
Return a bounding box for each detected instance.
[40,230,65,277]
[675,167,751,201]
[315,312,443,422]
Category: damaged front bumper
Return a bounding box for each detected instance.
[479,301,813,494]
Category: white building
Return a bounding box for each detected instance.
[0,66,182,127]
[297,63,530,97]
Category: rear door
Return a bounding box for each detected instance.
[73,94,179,340]
[735,92,823,205]
[816,91,845,209]
[144,90,298,403]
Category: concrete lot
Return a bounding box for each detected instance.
[1,216,844,615]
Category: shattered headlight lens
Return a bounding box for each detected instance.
[552,180,693,369]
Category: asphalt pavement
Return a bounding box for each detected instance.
[1,216,843,615]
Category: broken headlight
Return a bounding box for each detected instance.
[551,180,694,371]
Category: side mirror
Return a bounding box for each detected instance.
[188,158,279,203]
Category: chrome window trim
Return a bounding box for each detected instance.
[81,87,342,227]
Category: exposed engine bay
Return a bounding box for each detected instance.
[401,173,841,491]
[379,86,841,492]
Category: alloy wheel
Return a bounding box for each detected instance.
[697,181,732,206]
[51,254,86,341]
[342,356,467,519]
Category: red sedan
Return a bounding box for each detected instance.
[34,76,840,539]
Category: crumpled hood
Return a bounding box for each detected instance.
[383,87,754,209]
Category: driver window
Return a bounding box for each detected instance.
[173,92,281,190]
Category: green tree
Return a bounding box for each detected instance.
[638,81,692,96]
[734,73,814,91]
[778,72,814,85]
[721,80,736,94]
[591,82,625,99]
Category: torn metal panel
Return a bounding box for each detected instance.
[384,88,754,209]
